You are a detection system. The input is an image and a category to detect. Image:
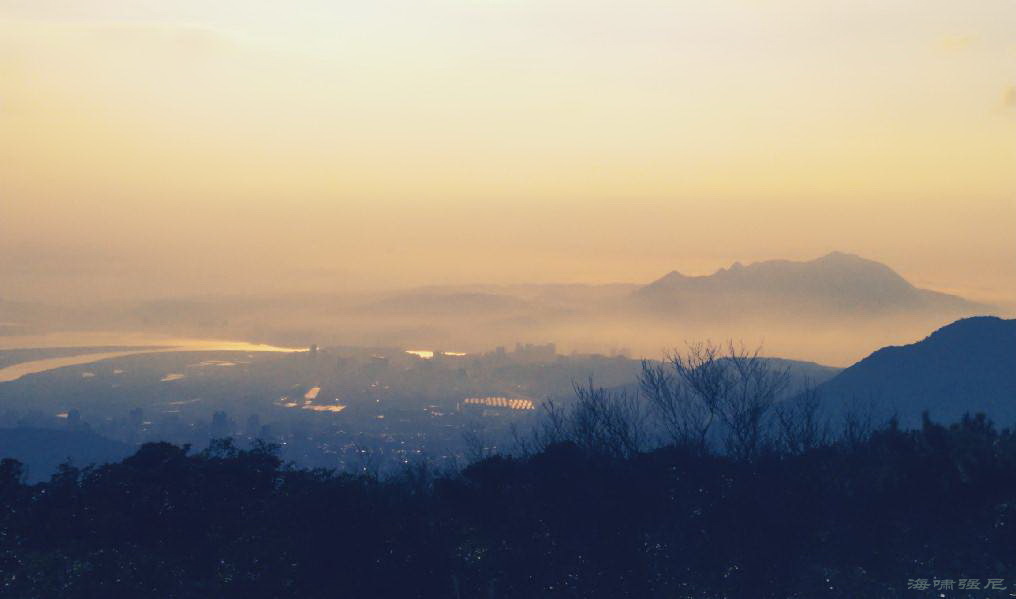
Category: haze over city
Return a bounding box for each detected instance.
[5,2,1016,597]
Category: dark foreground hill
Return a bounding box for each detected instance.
[816,316,1016,426]
[0,427,133,483]
[3,417,1016,599]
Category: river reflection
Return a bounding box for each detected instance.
[0,333,304,383]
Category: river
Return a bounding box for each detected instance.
[0,332,304,383]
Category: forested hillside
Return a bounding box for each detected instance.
[2,412,1015,598]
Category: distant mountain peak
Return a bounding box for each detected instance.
[654,270,688,283]
[816,250,860,261]
[635,253,985,318]
[811,250,903,271]
[716,261,745,275]
[643,252,910,289]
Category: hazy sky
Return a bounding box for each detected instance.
[2,0,1014,303]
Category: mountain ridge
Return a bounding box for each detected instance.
[633,252,988,318]
[815,316,1016,426]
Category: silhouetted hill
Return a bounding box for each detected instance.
[756,357,841,391]
[633,252,986,319]
[816,316,1016,426]
[0,427,133,482]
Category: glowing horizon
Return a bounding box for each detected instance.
[1,1,1014,305]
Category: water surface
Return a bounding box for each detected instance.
[0,333,303,383]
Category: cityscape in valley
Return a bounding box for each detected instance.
[2,256,1015,596]
[0,339,634,479]
[3,1,1015,597]
[0,252,1010,481]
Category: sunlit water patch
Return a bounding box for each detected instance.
[406,349,468,359]
[0,334,303,383]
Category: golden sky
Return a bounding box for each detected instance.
[1,0,1014,303]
